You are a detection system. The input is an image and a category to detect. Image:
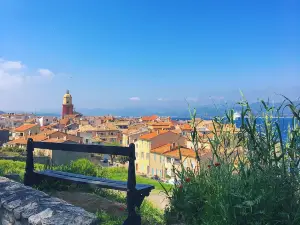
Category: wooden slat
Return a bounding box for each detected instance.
[32,141,132,156]
[36,170,154,192]
[43,170,154,191]
[36,170,128,191]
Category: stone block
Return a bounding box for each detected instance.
[0,177,98,225]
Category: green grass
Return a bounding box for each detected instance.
[0,159,44,179]
[94,189,165,225]
[0,158,166,225]
[0,151,23,156]
[96,210,125,225]
[102,167,172,192]
[0,158,170,192]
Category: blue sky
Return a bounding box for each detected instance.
[0,0,299,112]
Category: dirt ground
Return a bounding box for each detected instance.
[50,190,169,214]
[51,191,127,217]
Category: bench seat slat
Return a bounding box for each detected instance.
[36,170,154,192]
[44,170,153,190]
[37,170,129,191]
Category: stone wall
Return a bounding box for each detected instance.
[0,177,98,225]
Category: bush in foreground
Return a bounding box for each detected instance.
[164,97,300,225]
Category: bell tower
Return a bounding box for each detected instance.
[62,90,74,118]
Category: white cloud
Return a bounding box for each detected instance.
[37,69,54,78]
[0,59,25,70]
[0,59,60,91]
[129,97,140,101]
[0,59,26,90]
[0,69,24,90]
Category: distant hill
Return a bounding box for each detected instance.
[78,100,299,118]
[0,110,5,114]
[4,100,298,118]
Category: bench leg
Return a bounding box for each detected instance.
[24,172,42,187]
[123,191,148,225]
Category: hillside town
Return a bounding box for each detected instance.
[0,90,237,182]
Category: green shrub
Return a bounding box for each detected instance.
[0,146,25,153]
[55,158,99,176]
[140,200,165,225]
[164,97,300,225]
[96,210,126,225]
[0,160,44,179]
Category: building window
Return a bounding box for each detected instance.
[152,168,154,175]
[175,159,180,164]
[141,152,144,159]
[136,144,138,149]
[110,132,114,135]
[160,156,163,163]
[136,152,138,158]
[156,169,158,175]
[154,154,156,161]
[160,170,162,177]
[85,139,89,144]
[167,157,171,163]
[191,162,195,169]
[184,160,188,167]
[146,153,149,160]
[20,133,24,136]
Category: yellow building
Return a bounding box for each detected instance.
[149,144,206,179]
[135,130,185,175]
[150,143,174,178]
[122,127,149,147]
[163,147,200,177]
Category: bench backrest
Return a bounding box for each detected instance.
[32,141,134,157]
[25,138,137,191]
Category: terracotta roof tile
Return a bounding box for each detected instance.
[180,124,192,131]
[28,134,48,142]
[59,118,70,125]
[141,115,158,121]
[151,143,175,154]
[6,138,27,145]
[163,147,197,158]
[139,130,169,140]
[15,124,38,132]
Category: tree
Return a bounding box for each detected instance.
[104,142,122,165]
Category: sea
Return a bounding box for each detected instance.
[172,117,296,141]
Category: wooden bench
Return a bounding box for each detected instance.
[24,138,154,225]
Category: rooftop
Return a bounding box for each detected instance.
[151,143,178,154]
[163,147,198,159]
[141,115,159,121]
[139,130,169,140]
[15,124,38,132]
